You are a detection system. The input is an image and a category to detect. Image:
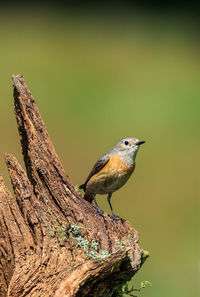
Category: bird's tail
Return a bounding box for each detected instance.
[79,184,94,203]
[84,192,94,203]
[79,183,86,191]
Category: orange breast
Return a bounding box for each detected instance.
[87,155,135,194]
[102,155,131,172]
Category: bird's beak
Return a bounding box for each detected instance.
[136,141,145,145]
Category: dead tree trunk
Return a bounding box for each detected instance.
[0,75,148,297]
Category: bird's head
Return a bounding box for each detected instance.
[113,137,145,163]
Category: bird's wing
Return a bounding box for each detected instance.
[79,154,110,191]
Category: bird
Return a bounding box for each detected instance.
[80,137,145,219]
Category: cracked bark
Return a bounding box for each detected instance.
[0,75,148,297]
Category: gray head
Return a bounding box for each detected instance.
[111,137,145,164]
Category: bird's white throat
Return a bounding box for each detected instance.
[131,145,139,163]
[118,145,139,165]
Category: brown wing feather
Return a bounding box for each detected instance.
[80,154,110,191]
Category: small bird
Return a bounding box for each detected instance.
[80,137,145,219]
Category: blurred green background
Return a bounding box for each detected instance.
[0,4,199,297]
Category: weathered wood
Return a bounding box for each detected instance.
[0,75,148,297]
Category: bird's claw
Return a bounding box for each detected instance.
[109,214,122,221]
[93,205,104,217]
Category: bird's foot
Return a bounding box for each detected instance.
[109,214,125,222]
[93,205,104,217]
[109,214,122,221]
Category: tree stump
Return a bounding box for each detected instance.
[0,75,148,297]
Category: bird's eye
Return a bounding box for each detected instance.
[124,140,129,146]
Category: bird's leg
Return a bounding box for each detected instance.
[93,195,104,216]
[107,193,118,220]
[107,193,115,219]
[107,193,121,221]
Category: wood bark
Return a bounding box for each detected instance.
[0,75,148,297]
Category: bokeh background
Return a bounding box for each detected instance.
[0,2,199,297]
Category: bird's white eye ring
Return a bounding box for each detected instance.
[124,140,129,145]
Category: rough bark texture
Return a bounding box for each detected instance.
[0,75,148,297]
